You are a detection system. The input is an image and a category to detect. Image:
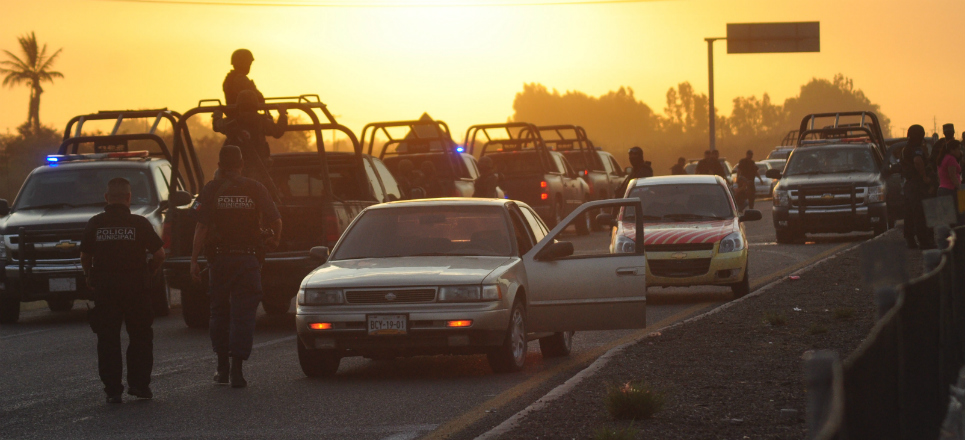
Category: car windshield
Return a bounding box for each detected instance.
[485,152,544,176]
[784,148,877,176]
[623,183,734,223]
[14,168,154,210]
[331,205,514,260]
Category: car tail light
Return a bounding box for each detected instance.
[323,214,340,244]
[540,193,549,200]
[446,320,472,328]
[310,323,332,330]
[162,222,172,250]
[540,181,548,189]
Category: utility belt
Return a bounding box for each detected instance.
[210,245,261,256]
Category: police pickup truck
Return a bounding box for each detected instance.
[767,112,893,243]
[163,96,404,328]
[0,110,192,323]
[465,122,591,233]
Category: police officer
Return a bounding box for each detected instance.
[670,157,686,175]
[191,145,282,387]
[901,125,935,249]
[617,146,653,196]
[473,156,500,198]
[213,89,287,199]
[223,49,262,118]
[80,178,165,403]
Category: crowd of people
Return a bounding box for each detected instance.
[901,123,963,250]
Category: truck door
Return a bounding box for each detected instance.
[522,199,647,332]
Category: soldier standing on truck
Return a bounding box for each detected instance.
[223,49,261,117]
[81,178,165,403]
[213,89,287,199]
[190,145,283,388]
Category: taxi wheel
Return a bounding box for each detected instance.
[0,297,21,324]
[731,270,750,298]
[47,299,74,312]
[297,339,340,377]
[539,331,574,358]
[488,301,527,374]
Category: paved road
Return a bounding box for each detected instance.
[0,200,870,440]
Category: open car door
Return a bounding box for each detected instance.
[522,198,647,332]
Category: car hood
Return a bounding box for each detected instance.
[303,256,515,289]
[617,219,739,245]
[779,172,880,188]
[0,205,156,234]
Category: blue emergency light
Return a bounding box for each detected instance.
[45,151,150,164]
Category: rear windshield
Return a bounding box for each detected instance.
[624,183,734,222]
[332,205,514,259]
[14,167,155,210]
[784,148,877,176]
[382,153,466,180]
[485,151,545,177]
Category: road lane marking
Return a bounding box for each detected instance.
[421,302,712,440]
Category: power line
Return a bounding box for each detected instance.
[99,0,668,7]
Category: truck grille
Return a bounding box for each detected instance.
[345,289,436,304]
[646,243,715,252]
[648,258,712,278]
[8,229,85,262]
[789,185,865,209]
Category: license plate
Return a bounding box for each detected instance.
[49,278,76,292]
[367,314,407,336]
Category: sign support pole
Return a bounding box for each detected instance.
[705,37,725,151]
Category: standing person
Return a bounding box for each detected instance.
[81,178,165,403]
[670,157,686,175]
[937,140,962,222]
[616,147,653,196]
[213,89,287,200]
[223,49,262,117]
[191,145,283,388]
[473,156,500,198]
[901,125,935,249]
[734,150,764,210]
[695,150,713,174]
[931,124,956,166]
[709,150,727,179]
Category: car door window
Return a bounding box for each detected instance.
[372,158,403,201]
[599,153,614,174]
[551,154,566,175]
[153,166,170,201]
[363,158,386,202]
[560,158,578,179]
[462,155,480,179]
[520,207,547,242]
[508,209,534,255]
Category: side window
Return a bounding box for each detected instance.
[600,153,614,174]
[551,154,566,174]
[372,158,403,201]
[508,210,534,255]
[561,157,577,177]
[462,155,480,179]
[363,158,386,202]
[609,156,624,176]
[153,166,170,201]
[520,207,547,242]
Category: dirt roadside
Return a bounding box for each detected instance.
[494,230,922,439]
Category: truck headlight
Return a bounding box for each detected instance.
[718,232,745,254]
[774,189,789,207]
[866,185,885,203]
[298,289,343,306]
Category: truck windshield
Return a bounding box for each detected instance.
[332,205,514,259]
[624,183,734,223]
[785,148,877,176]
[14,168,154,210]
[485,152,544,177]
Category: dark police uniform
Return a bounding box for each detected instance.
[81,204,163,397]
[222,70,261,119]
[901,143,935,249]
[196,174,280,361]
[617,162,653,197]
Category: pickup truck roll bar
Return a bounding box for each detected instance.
[524,124,600,170]
[360,119,455,158]
[464,122,555,173]
[797,112,886,154]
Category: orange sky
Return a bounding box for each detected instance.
[1,0,963,145]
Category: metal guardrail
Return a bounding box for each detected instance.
[806,225,965,440]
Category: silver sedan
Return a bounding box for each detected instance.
[295,198,649,376]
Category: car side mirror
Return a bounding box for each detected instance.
[536,241,574,261]
[765,169,782,180]
[0,199,9,216]
[624,166,632,175]
[578,170,587,178]
[739,209,763,222]
[309,246,330,262]
[169,190,193,207]
[595,213,617,228]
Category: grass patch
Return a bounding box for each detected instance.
[762,311,788,327]
[808,323,828,335]
[833,307,856,320]
[606,380,666,420]
[594,424,639,440]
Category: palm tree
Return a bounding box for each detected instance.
[0,32,63,134]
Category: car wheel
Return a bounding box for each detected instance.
[0,297,20,324]
[150,271,170,317]
[539,331,574,358]
[182,284,210,329]
[262,298,290,315]
[731,269,750,299]
[488,301,527,374]
[297,339,340,377]
[46,299,74,312]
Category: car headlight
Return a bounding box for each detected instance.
[438,285,501,302]
[298,288,343,306]
[613,235,635,254]
[774,189,789,207]
[866,185,885,203]
[718,231,745,254]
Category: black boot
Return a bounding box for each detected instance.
[214,353,230,384]
[230,356,247,388]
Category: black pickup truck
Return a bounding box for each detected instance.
[767,112,894,243]
[0,110,195,323]
[466,123,590,233]
[164,95,403,328]
[362,114,482,198]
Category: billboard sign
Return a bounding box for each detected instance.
[727,22,820,54]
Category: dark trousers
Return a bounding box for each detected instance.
[208,255,263,360]
[903,180,935,248]
[93,273,153,396]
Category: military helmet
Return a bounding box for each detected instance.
[231,49,254,66]
[628,146,643,156]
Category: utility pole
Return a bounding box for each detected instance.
[705,37,725,151]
